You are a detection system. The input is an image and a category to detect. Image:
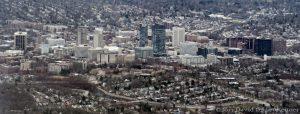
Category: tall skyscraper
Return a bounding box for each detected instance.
[14,32,27,50]
[152,24,167,57]
[172,27,185,48]
[139,24,148,47]
[254,38,273,56]
[93,28,105,48]
[77,26,89,45]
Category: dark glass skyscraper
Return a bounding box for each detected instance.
[152,24,167,57]
[139,24,148,47]
[254,38,272,56]
[197,47,208,58]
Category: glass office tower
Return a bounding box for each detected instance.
[152,24,167,57]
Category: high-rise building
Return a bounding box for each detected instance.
[93,28,105,48]
[254,38,272,56]
[152,24,167,57]
[197,47,218,58]
[77,26,89,45]
[14,32,27,50]
[172,27,185,48]
[139,24,148,47]
[272,38,286,54]
[226,37,255,52]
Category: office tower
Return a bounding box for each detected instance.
[272,38,287,54]
[94,28,105,48]
[14,32,28,50]
[197,47,208,58]
[77,26,89,45]
[197,47,218,58]
[152,24,167,57]
[254,38,272,56]
[226,37,255,52]
[172,27,185,48]
[139,24,148,47]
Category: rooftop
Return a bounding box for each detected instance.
[14,32,27,36]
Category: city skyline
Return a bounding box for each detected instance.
[0,0,299,114]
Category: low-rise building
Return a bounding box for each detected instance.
[179,42,200,55]
[73,60,88,73]
[186,34,209,44]
[97,51,118,64]
[239,57,254,67]
[0,64,19,74]
[180,55,206,67]
[115,54,135,64]
[1,50,24,56]
[272,38,287,55]
[135,47,153,59]
[207,54,218,64]
[228,48,243,56]
[219,57,234,65]
[118,30,137,38]
[43,25,68,33]
[46,38,66,46]
[48,61,73,74]
[39,44,50,54]
[114,36,132,43]
[20,59,34,71]
[88,48,108,62]
[75,45,92,58]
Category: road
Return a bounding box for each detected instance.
[95,86,269,110]
[96,86,137,101]
[16,80,272,110]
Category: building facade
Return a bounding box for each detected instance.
[135,47,153,59]
[228,48,243,56]
[14,32,27,50]
[48,62,72,74]
[139,24,148,47]
[272,38,287,54]
[94,28,105,48]
[46,38,65,46]
[254,38,272,56]
[152,24,167,57]
[197,46,218,58]
[77,26,89,45]
[180,42,199,56]
[75,45,92,58]
[88,48,108,62]
[226,37,255,53]
[172,27,185,48]
[97,51,118,64]
[180,55,206,67]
